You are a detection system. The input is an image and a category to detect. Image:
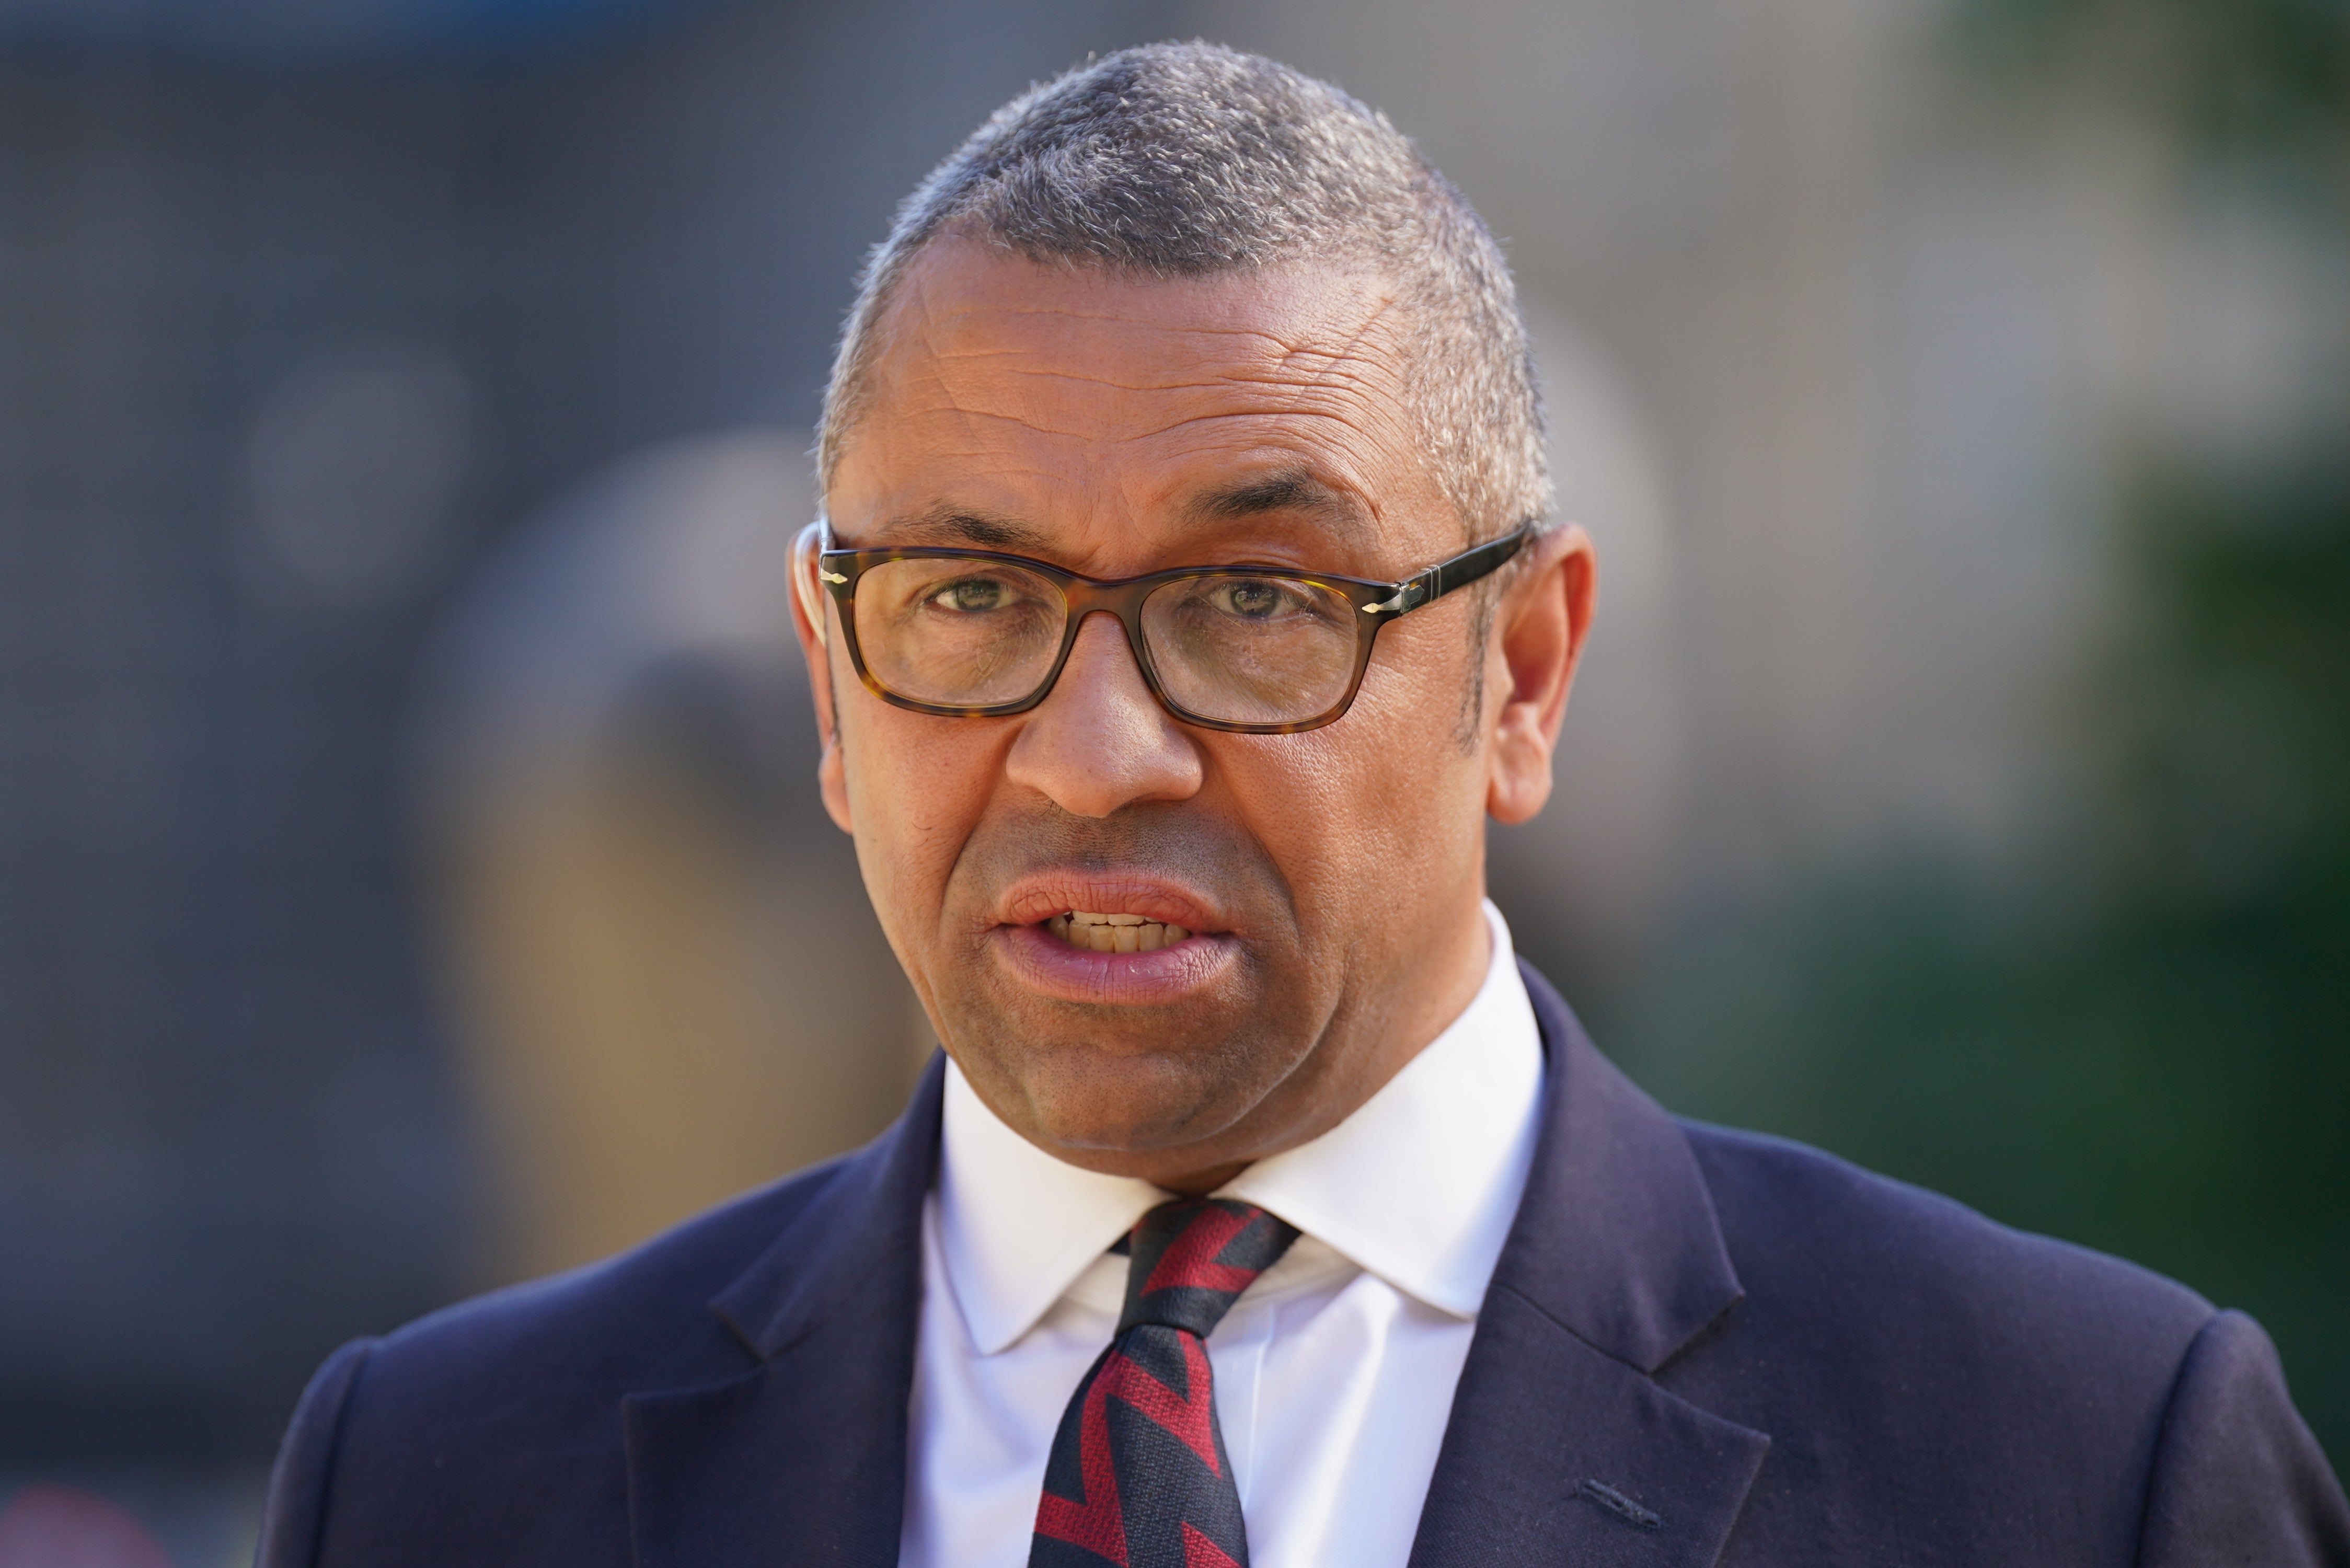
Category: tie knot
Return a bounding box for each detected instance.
[1117,1198,1299,1338]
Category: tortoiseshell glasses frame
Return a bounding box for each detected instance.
[797,521,1534,735]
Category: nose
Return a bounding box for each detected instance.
[1003,611,1204,817]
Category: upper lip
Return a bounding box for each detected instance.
[995,873,1228,934]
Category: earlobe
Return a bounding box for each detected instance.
[1485,654,1556,826]
[1485,527,1596,827]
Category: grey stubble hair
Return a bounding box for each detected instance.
[816,42,1552,553]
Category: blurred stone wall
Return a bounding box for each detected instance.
[0,51,487,1461]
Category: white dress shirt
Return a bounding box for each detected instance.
[899,901,1546,1568]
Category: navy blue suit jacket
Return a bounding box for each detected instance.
[259,964,2349,1565]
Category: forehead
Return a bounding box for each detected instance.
[829,239,1451,567]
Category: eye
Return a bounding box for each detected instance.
[1212,579,1292,619]
[929,577,1009,613]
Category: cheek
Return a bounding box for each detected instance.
[1216,630,1488,925]
[840,700,1005,932]
[1343,618,1489,793]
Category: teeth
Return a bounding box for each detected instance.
[1052,911,1194,953]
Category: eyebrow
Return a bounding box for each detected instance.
[1184,469,1372,540]
[883,504,1054,552]
[869,469,1370,555]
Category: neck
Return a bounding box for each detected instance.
[1150,1160,1252,1198]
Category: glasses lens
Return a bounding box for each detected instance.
[1141,573,1361,726]
[852,557,1067,708]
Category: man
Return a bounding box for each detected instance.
[259,43,2348,1568]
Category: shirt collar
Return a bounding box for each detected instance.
[935,1063,1161,1356]
[934,900,1547,1354]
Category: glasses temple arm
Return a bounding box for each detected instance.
[1367,524,1534,615]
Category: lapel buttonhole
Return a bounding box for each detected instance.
[1576,1479,1663,1531]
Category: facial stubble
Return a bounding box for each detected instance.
[925,799,1338,1160]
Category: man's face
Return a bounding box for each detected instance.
[803,240,1591,1189]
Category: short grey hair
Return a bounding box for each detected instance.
[817,42,1551,548]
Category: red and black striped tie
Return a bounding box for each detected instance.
[1029,1197,1300,1568]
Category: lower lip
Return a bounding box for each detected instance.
[990,923,1237,1005]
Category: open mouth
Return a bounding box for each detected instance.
[1046,911,1194,953]
[990,881,1232,1003]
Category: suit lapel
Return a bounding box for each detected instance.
[623,1056,946,1568]
[1407,964,1770,1567]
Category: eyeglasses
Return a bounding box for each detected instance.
[797,521,1531,734]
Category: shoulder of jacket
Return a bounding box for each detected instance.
[365,1152,860,1393]
[1678,1119,2215,1368]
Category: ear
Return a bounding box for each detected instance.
[1485,524,1596,826]
[788,521,856,834]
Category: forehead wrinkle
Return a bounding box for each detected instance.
[896,385,1395,451]
[931,339,1362,396]
[896,398,1159,444]
[927,312,1368,385]
[939,296,1306,344]
[1303,287,1407,357]
[943,366,1395,411]
[1218,368,1396,421]
[1253,324,1412,431]
[911,299,1408,403]
[874,250,1420,413]
[858,267,1428,532]
[988,364,1258,397]
[928,348,1401,421]
[1229,329,1409,397]
[921,305,1307,368]
[1123,405,1385,452]
[1262,331,1410,413]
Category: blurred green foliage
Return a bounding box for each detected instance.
[1626,0,2349,1478]
[1954,0,2349,161]
[1632,463,2350,1471]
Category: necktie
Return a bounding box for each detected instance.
[1029,1197,1300,1568]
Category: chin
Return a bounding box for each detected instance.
[980,1032,1274,1159]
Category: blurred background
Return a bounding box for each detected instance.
[1,0,2342,1555]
